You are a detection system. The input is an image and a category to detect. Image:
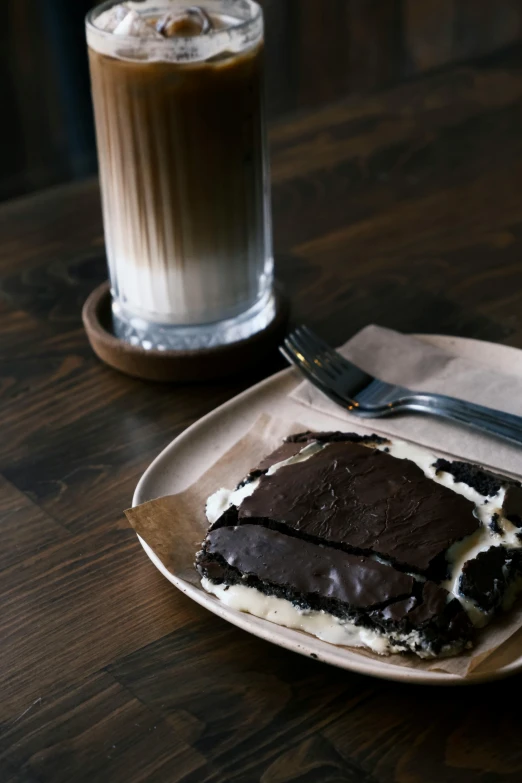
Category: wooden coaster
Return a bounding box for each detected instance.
[82,281,289,382]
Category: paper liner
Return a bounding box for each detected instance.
[126,413,522,679]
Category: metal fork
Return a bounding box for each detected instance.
[281,325,522,447]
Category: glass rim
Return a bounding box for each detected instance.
[85,0,263,43]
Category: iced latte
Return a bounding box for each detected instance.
[86,0,273,349]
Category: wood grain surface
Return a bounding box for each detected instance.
[2,45,522,783]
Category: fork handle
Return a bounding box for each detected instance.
[398,392,522,447]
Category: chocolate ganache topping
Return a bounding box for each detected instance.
[201,524,415,608]
[238,442,479,575]
[253,442,307,473]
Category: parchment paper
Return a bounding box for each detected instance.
[127,410,522,679]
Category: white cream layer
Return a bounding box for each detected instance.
[201,577,459,658]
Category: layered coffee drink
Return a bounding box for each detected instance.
[86,1,274,349]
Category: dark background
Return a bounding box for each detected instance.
[2,0,522,202]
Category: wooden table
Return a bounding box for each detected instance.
[2,46,522,783]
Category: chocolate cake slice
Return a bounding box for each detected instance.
[197,524,472,657]
[198,431,522,658]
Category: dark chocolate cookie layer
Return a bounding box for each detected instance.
[459,546,522,613]
[239,441,479,576]
[285,431,389,446]
[433,459,522,525]
[433,458,503,497]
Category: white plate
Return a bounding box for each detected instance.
[133,334,522,685]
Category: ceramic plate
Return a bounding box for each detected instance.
[133,334,522,685]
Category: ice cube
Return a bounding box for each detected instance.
[95,3,130,32]
[113,9,163,38]
[156,7,213,37]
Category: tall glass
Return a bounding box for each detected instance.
[86,0,274,350]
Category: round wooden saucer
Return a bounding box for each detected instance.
[82,281,289,382]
